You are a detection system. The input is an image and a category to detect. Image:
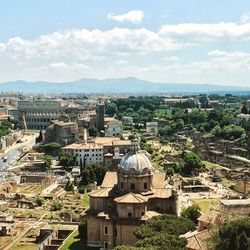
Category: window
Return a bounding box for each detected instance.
[104,242,108,249]
[144,182,148,190]
[104,225,108,235]
[130,183,135,191]
[120,182,123,189]
[128,212,132,218]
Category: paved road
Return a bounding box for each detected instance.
[0,133,37,183]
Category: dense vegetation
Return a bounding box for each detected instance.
[79,163,108,187]
[115,214,195,250]
[0,119,17,138]
[59,154,76,167]
[213,217,250,250]
[109,96,249,139]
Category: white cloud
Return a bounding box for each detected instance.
[1,19,250,85]
[2,21,250,63]
[159,22,250,41]
[240,13,250,23]
[0,28,189,61]
[161,56,179,62]
[107,10,144,24]
[115,60,128,65]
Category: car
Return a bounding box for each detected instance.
[2,157,8,162]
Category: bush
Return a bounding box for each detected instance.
[213,217,250,250]
[35,196,44,206]
[51,200,63,211]
[78,186,85,194]
[134,214,195,239]
[43,142,61,155]
[78,218,87,240]
[181,204,201,224]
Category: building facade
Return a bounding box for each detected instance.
[18,100,62,130]
[105,119,123,137]
[146,122,158,135]
[85,149,178,249]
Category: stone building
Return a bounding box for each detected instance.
[146,122,158,135]
[44,120,79,146]
[62,143,104,166]
[246,100,250,111]
[18,100,62,130]
[105,119,123,137]
[97,101,105,131]
[85,149,179,249]
[63,137,137,168]
[220,199,250,216]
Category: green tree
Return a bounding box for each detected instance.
[182,152,204,175]
[134,214,195,239]
[78,218,87,240]
[213,217,250,250]
[44,155,53,170]
[59,154,76,167]
[88,125,97,136]
[65,177,74,192]
[106,102,118,116]
[36,130,43,143]
[241,106,248,114]
[51,200,63,211]
[35,196,44,206]
[238,231,248,250]
[181,204,201,224]
[43,142,61,154]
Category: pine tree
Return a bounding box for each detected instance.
[238,231,248,250]
[228,232,239,250]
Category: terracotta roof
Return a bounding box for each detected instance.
[151,172,166,189]
[141,211,161,220]
[198,209,222,224]
[63,143,103,150]
[183,230,211,250]
[101,172,118,188]
[115,193,148,204]
[89,188,113,198]
[152,188,172,199]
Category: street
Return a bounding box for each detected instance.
[0,133,37,183]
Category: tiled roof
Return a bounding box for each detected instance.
[101,172,118,188]
[89,188,113,198]
[183,230,211,250]
[198,209,222,224]
[115,192,148,204]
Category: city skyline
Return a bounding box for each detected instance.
[1,0,250,87]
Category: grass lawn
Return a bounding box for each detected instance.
[60,230,97,250]
[192,198,220,213]
[10,243,37,250]
[82,193,89,208]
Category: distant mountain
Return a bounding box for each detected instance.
[0,77,249,94]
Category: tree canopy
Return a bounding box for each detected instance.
[213,217,250,250]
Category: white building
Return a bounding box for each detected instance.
[146,122,158,135]
[121,116,133,125]
[246,100,250,111]
[62,143,104,166]
[105,119,123,137]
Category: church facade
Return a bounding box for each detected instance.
[85,149,179,249]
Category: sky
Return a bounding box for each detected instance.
[1,0,250,86]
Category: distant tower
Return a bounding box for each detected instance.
[97,101,105,131]
[247,131,250,159]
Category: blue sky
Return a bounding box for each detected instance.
[1,0,250,86]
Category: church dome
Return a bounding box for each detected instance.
[119,150,153,174]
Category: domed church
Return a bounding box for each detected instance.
[86,148,179,249]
